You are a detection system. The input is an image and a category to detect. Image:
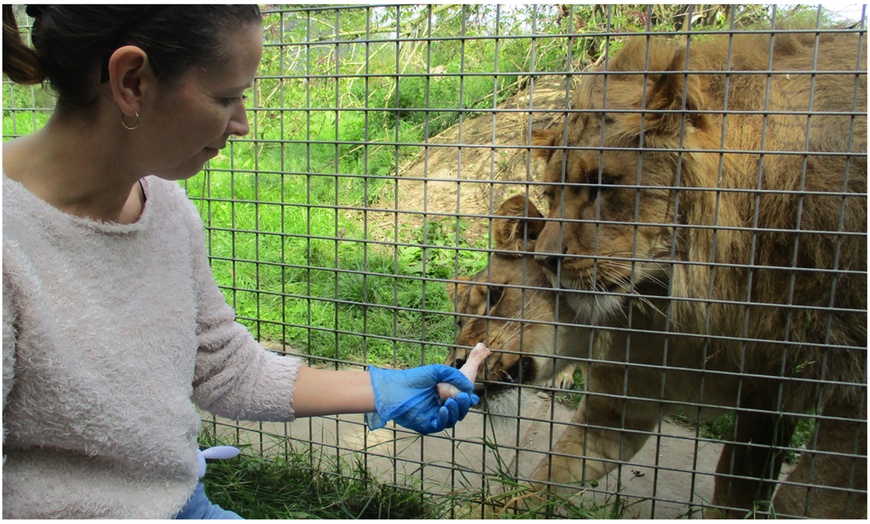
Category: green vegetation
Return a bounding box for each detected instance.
[198,429,620,519]
[200,445,445,519]
[672,411,817,464]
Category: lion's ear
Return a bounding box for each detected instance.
[645,49,707,134]
[447,276,471,303]
[531,128,559,162]
[492,195,545,252]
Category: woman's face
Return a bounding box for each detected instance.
[137,24,263,181]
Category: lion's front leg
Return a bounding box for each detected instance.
[708,393,796,518]
[528,390,660,494]
[772,403,867,518]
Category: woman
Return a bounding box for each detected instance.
[2,6,477,519]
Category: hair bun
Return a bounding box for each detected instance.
[25,5,46,19]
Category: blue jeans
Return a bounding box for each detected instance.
[175,483,243,519]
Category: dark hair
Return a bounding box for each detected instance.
[3,5,262,107]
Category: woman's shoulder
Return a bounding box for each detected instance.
[2,173,54,232]
[142,176,192,203]
[3,175,205,244]
[141,176,204,227]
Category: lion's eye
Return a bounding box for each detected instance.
[586,173,616,201]
[588,184,601,201]
[542,188,555,202]
[487,285,504,309]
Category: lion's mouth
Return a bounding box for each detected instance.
[479,356,535,396]
[545,262,670,296]
[542,266,671,320]
[539,267,597,294]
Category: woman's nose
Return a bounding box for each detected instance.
[228,105,250,137]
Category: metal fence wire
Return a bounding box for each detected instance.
[2,4,867,519]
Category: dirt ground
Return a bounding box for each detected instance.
[361,76,573,245]
[218,390,795,519]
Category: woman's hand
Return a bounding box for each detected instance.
[367,364,479,435]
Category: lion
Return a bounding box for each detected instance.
[448,194,866,518]
[528,31,866,518]
[449,30,866,518]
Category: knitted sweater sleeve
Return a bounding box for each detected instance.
[2,271,17,447]
[180,196,302,422]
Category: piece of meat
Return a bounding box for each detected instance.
[437,342,491,401]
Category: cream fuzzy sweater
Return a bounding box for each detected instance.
[2,175,304,518]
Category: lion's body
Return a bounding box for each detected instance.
[533,32,866,406]
[449,31,866,518]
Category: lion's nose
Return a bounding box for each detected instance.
[450,358,466,370]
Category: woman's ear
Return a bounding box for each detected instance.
[106,45,152,117]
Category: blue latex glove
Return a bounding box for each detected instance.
[367,364,480,435]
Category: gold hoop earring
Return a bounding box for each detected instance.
[121,111,140,131]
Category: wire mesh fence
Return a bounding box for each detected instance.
[3,4,867,519]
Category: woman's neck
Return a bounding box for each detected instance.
[3,115,145,224]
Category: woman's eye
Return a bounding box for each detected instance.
[221,89,251,107]
[221,95,248,107]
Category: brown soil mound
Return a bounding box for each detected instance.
[363,77,572,245]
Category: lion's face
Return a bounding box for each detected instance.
[446,195,585,399]
[532,131,677,324]
[447,251,579,396]
[531,39,715,325]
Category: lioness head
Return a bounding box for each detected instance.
[446,195,585,401]
[529,38,722,326]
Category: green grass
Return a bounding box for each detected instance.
[184,154,491,368]
[201,447,445,519]
[198,429,620,520]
